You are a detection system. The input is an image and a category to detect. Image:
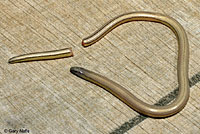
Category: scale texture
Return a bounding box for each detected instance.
[0,0,199,134]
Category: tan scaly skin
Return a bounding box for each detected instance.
[8,11,189,117]
[71,12,189,118]
[8,48,73,64]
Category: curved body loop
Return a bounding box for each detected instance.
[72,12,189,117]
